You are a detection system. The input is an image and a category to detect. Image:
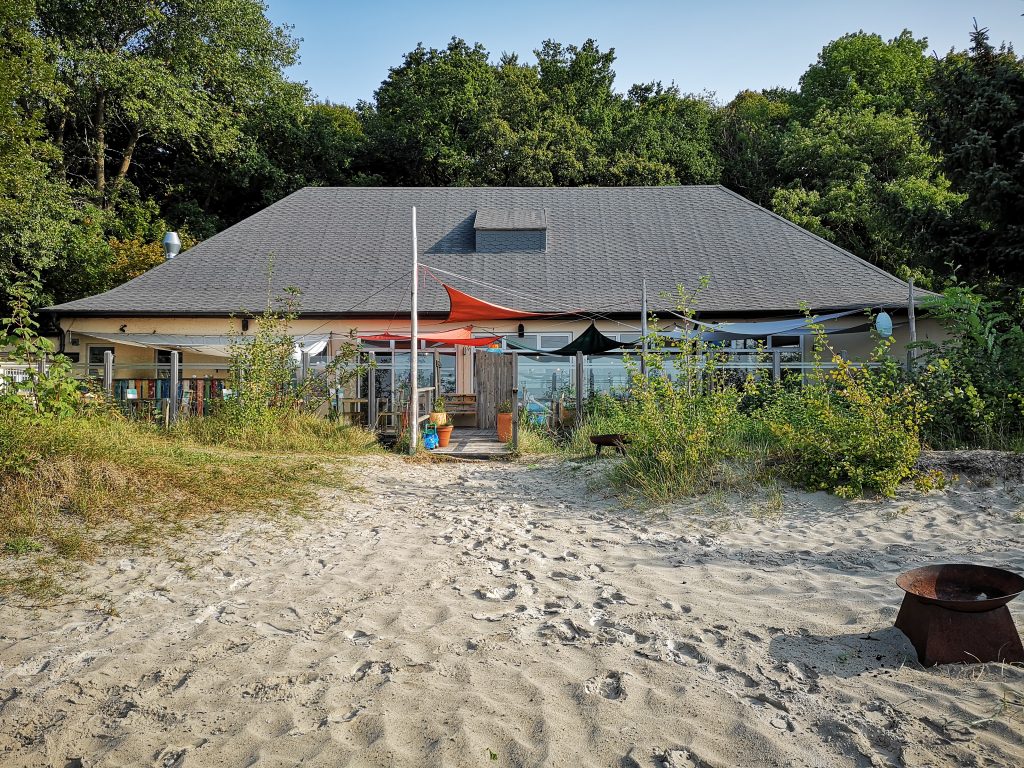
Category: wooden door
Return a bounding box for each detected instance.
[474,352,513,429]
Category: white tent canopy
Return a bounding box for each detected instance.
[80,333,330,359]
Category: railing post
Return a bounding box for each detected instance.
[367,352,378,430]
[511,351,520,450]
[772,349,781,383]
[299,350,309,407]
[103,350,113,395]
[575,352,584,422]
[169,351,179,424]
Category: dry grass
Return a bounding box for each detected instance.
[0,412,376,601]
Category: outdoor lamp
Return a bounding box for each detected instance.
[875,311,893,337]
[162,231,181,260]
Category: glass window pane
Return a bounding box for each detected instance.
[87,345,114,377]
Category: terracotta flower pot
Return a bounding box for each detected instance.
[437,424,454,447]
[497,412,513,442]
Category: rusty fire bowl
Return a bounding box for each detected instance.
[896,564,1024,613]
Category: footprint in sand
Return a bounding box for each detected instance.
[543,596,577,614]
[350,661,394,682]
[594,586,632,608]
[344,629,377,647]
[486,558,510,575]
[474,585,519,601]
[655,748,712,768]
[539,618,591,643]
[585,671,626,700]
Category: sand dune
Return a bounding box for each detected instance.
[1,455,1023,767]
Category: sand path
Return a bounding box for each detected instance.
[1,455,1023,767]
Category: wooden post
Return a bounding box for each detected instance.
[575,352,584,421]
[299,350,310,408]
[169,350,179,423]
[511,351,519,450]
[409,206,419,454]
[908,278,918,368]
[103,350,113,395]
[772,349,782,383]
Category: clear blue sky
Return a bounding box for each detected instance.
[264,0,1024,105]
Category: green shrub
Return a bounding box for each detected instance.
[611,382,752,501]
[914,288,1024,449]
[598,284,759,501]
[755,342,926,498]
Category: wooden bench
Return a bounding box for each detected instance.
[444,394,478,427]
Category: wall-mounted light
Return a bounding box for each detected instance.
[517,323,525,338]
[242,318,250,332]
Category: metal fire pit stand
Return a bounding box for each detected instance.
[895,564,1024,667]
[895,595,1024,667]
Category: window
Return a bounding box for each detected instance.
[155,349,184,379]
[539,334,568,349]
[88,345,114,378]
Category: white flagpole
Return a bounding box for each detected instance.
[409,207,419,454]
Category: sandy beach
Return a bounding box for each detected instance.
[1,454,1023,767]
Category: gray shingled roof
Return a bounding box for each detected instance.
[48,186,920,318]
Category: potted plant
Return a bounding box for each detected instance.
[496,399,513,442]
[437,421,454,448]
[429,396,448,427]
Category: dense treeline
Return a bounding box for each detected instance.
[1,0,1022,317]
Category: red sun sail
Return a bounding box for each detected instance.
[443,284,550,323]
[359,326,500,347]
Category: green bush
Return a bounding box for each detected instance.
[755,342,927,498]
[598,291,759,501]
[914,287,1024,449]
[611,381,752,501]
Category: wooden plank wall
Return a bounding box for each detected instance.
[474,352,513,429]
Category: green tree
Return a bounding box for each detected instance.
[762,29,961,284]
[0,0,74,314]
[360,38,503,185]
[36,0,299,203]
[924,25,1024,291]
[716,88,793,206]
[796,30,933,116]
[163,85,367,233]
[771,108,961,276]
[613,83,721,185]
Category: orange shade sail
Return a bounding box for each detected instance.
[359,326,500,347]
[443,284,550,323]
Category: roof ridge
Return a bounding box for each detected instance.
[298,185,725,192]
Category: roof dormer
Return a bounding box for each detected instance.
[473,208,548,252]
